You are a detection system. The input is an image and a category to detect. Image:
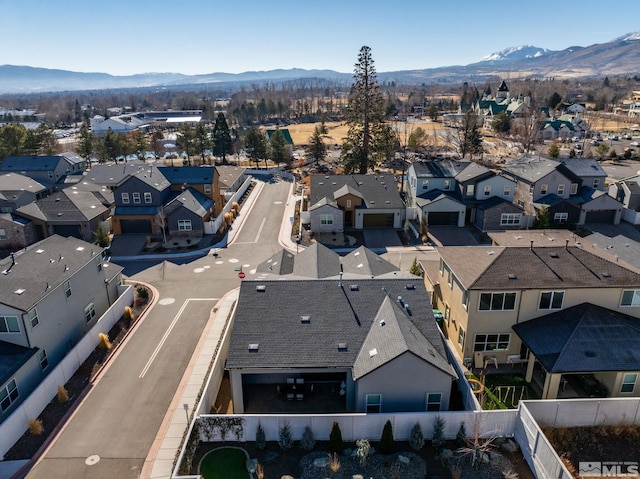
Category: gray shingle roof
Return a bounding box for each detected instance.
[226,278,452,376]
[309,174,403,209]
[164,188,214,216]
[502,155,561,184]
[342,246,400,277]
[157,166,215,185]
[292,242,342,278]
[84,163,149,188]
[0,173,47,194]
[16,189,110,222]
[513,303,640,373]
[410,160,471,179]
[558,157,606,178]
[216,165,246,189]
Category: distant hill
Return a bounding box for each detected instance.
[1,32,639,94]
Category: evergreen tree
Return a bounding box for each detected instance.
[548,92,562,109]
[255,422,266,450]
[548,140,561,158]
[409,257,422,277]
[300,425,316,451]
[432,416,446,450]
[245,127,267,169]
[278,423,293,451]
[268,129,288,166]
[456,422,467,448]
[341,46,386,174]
[379,420,394,454]
[409,422,425,451]
[427,103,439,122]
[491,111,511,134]
[177,124,195,165]
[328,421,343,454]
[533,206,551,229]
[193,122,211,165]
[306,125,327,165]
[0,123,28,158]
[212,112,233,163]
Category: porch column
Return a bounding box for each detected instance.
[525,353,536,382]
[544,373,562,400]
[229,371,244,414]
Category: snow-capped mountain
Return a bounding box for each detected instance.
[479,45,552,63]
[616,31,640,42]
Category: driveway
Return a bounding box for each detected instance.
[362,228,402,250]
[427,226,482,246]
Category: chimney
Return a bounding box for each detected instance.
[565,239,569,250]
[530,240,533,250]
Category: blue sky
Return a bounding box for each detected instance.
[2,0,639,76]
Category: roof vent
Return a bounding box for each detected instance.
[354,251,360,256]
[14,288,25,295]
[405,284,416,290]
[369,348,378,358]
[379,320,386,327]
[487,251,495,255]
[248,343,259,352]
[338,342,348,352]
[550,252,559,258]
[36,249,44,254]
[300,315,310,324]
[602,272,611,279]
[256,285,266,292]
[349,284,359,291]
[385,200,391,204]
[508,274,517,280]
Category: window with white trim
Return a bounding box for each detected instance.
[484,185,491,196]
[593,178,600,188]
[554,212,568,223]
[621,373,637,393]
[479,292,516,311]
[458,326,466,348]
[29,309,39,328]
[121,193,130,204]
[84,302,96,323]
[144,192,152,203]
[621,290,640,307]
[422,179,429,189]
[132,192,141,204]
[178,219,192,231]
[0,229,6,240]
[366,394,382,413]
[539,291,564,310]
[39,350,48,370]
[0,316,19,333]
[503,185,511,196]
[0,379,19,412]
[557,184,565,195]
[320,214,333,225]
[346,199,352,208]
[500,213,521,226]
[570,183,578,195]
[474,333,510,351]
[466,184,475,196]
[540,184,548,195]
[444,179,451,191]
[426,393,442,412]
[462,290,469,310]
[64,281,71,298]
[444,304,450,322]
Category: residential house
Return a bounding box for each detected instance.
[424,245,640,400]
[216,165,247,203]
[0,213,36,257]
[90,114,151,136]
[307,174,404,232]
[0,173,49,213]
[158,166,221,215]
[472,80,532,128]
[266,128,294,157]
[627,91,640,118]
[162,188,214,238]
[14,189,111,242]
[0,153,87,186]
[226,278,456,414]
[539,115,587,141]
[0,235,124,421]
[82,162,151,191]
[609,175,640,224]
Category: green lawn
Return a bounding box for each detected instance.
[200,448,249,479]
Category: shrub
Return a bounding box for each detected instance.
[456,422,467,447]
[379,420,394,454]
[432,415,446,450]
[255,422,266,450]
[278,423,293,451]
[57,385,69,403]
[255,463,264,479]
[328,421,343,454]
[409,422,425,451]
[300,425,316,451]
[98,332,112,350]
[123,306,133,322]
[29,418,44,436]
[328,452,341,473]
[356,438,370,466]
[135,285,149,302]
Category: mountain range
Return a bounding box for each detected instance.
[1,32,639,94]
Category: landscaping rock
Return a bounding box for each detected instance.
[281,476,294,479]
[398,454,410,464]
[505,438,520,453]
[246,458,258,472]
[480,452,490,464]
[440,448,454,460]
[352,475,364,479]
[313,456,330,467]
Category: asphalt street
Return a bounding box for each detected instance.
[26,177,292,479]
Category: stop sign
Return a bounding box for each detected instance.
[238,272,246,279]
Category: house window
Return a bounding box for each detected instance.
[121,193,130,204]
[444,305,450,322]
[540,184,548,195]
[48,171,54,179]
[484,185,491,196]
[0,316,20,333]
[554,212,568,224]
[557,184,565,195]
[84,303,96,323]
[447,269,453,288]
[64,281,72,297]
[39,350,48,370]
[204,184,211,195]
[366,394,382,413]
[466,184,475,196]
[458,326,466,348]
[462,290,469,310]
[144,192,152,203]
[479,292,516,311]
[0,229,5,240]
[29,309,39,328]
[346,199,352,208]
[503,185,511,196]
[178,220,192,231]
[132,192,141,204]
[539,291,564,310]
[529,185,534,195]
[427,393,442,412]
[320,214,333,225]
[500,213,521,226]
[0,207,11,213]
[570,183,578,195]
[422,180,429,189]
[439,258,444,275]
[444,179,451,190]
[0,379,19,412]
[474,333,510,351]
[621,290,640,307]
[621,373,637,393]
[593,178,600,188]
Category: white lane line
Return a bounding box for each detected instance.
[139,298,217,378]
[254,217,266,243]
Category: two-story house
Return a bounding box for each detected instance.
[0,153,87,187]
[0,173,49,213]
[425,244,640,400]
[0,235,124,421]
[608,174,640,224]
[158,166,221,216]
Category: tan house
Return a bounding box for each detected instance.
[425,244,640,400]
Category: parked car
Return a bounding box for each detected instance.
[631,141,639,147]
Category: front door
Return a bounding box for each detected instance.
[344,210,353,227]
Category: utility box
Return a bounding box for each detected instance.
[474,351,484,369]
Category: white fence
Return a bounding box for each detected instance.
[204,177,253,235]
[622,208,640,225]
[0,284,133,460]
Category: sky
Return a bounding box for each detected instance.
[2,0,639,76]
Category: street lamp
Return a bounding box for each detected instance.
[183,403,189,423]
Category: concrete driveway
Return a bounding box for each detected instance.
[427,226,482,246]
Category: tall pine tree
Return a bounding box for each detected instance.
[212,112,233,163]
